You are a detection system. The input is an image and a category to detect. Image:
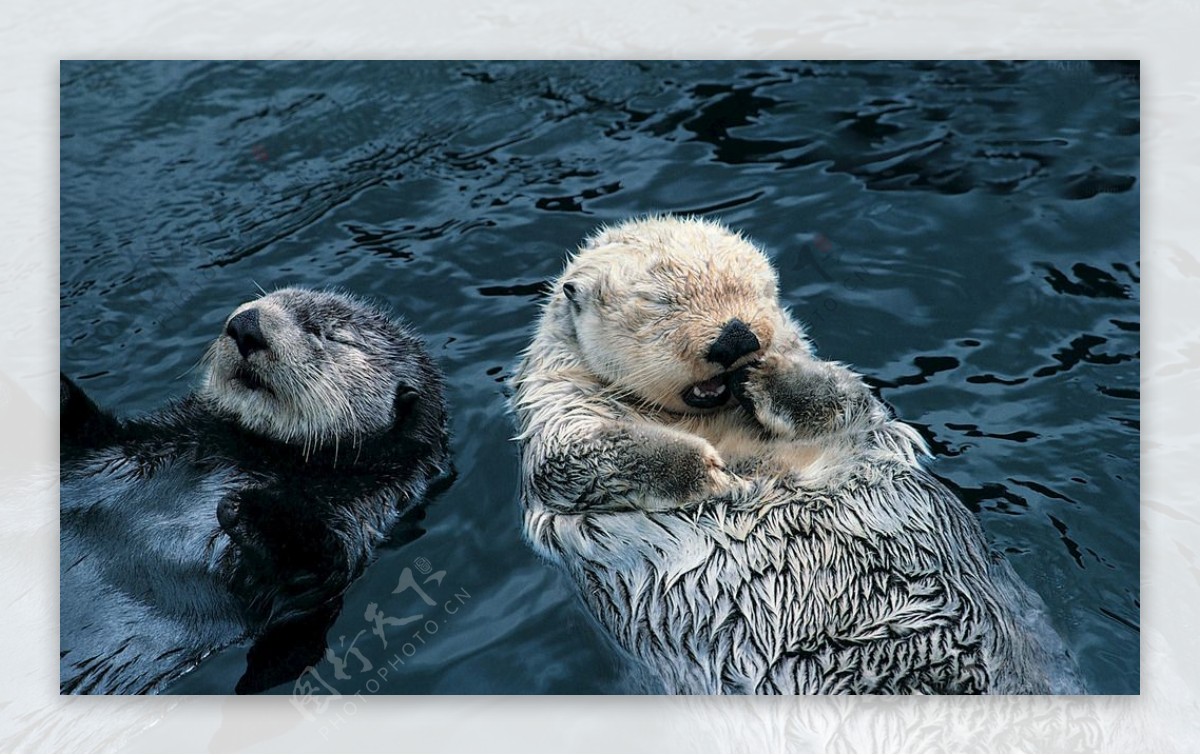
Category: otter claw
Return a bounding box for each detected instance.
[728,363,757,411]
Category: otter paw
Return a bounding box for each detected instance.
[738,355,872,438]
[626,434,734,511]
[217,495,254,549]
[662,439,725,497]
[728,354,784,424]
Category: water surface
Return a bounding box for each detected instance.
[60,60,1140,695]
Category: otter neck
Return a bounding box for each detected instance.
[183,395,418,472]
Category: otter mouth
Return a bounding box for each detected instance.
[681,375,732,409]
[232,365,273,396]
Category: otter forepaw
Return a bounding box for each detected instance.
[728,354,790,434]
[736,355,874,438]
[614,429,738,512]
[217,495,247,545]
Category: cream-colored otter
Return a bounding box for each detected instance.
[513,216,1083,694]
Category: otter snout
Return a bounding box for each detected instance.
[226,309,269,359]
[706,318,761,368]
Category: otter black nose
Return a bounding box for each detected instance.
[226,309,268,359]
[706,318,761,368]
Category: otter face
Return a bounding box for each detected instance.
[559,216,787,414]
[200,288,422,448]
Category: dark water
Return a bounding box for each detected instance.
[60,60,1140,695]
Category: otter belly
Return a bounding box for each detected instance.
[527,470,1083,695]
[60,455,247,694]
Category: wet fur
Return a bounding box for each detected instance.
[60,288,449,694]
[513,216,1083,694]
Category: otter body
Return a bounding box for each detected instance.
[61,288,449,694]
[513,216,1083,694]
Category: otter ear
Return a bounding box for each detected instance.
[561,277,605,311]
[392,382,420,430]
[561,280,584,312]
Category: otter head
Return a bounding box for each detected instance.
[557,216,789,414]
[200,288,430,449]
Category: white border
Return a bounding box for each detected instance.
[4,0,1195,751]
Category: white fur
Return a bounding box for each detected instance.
[512,216,1082,694]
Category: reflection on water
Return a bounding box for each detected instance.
[59,60,1139,694]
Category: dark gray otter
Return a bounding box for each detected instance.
[60,288,450,694]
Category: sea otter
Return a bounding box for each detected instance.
[60,287,450,694]
[512,216,1083,694]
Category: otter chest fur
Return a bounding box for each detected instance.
[513,216,1083,695]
